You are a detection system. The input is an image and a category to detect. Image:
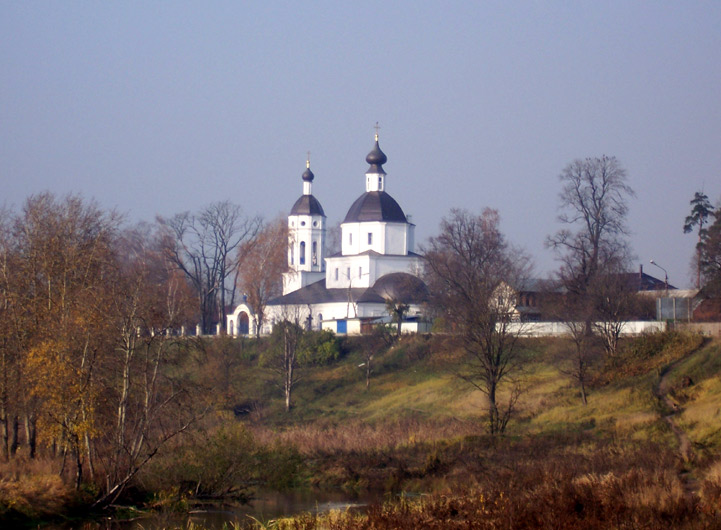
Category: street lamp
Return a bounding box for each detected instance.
[649,259,669,293]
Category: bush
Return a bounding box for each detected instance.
[299,330,341,366]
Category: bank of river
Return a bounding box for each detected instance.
[41,489,383,529]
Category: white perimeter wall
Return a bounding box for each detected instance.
[506,321,666,337]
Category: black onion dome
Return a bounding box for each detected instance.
[365,140,387,174]
[302,167,314,182]
[372,272,429,303]
[343,191,406,223]
[290,195,325,216]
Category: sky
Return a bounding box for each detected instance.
[2,2,720,289]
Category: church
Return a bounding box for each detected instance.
[226,133,429,336]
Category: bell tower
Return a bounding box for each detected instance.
[283,157,326,294]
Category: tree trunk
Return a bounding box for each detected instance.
[0,408,8,459]
[25,415,37,458]
[10,415,18,455]
[488,385,498,435]
[284,356,293,412]
[85,432,95,480]
[365,357,372,390]
[75,445,83,490]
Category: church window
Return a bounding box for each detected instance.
[378,176,382,189]
[349,233,352,245]
[317,314,323,330]
[334,268,339,280]
[312,241,317,265]
[359,267,362,279]
[301,221,306,226]
[290,245,294,265]
[300,241,306,265]
[346,267,350,280]
[313,221,317,227]
[368,232,373,245]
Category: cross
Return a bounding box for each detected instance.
[374,121,381,141]
[306,151,311,168]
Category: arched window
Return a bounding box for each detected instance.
[317,314,323,330]
[300,241,306,265]
[312,241,317,265]
[290,245,294,265]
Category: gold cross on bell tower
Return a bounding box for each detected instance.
[374,121,381,141]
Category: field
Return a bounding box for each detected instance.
[3,331,721,528]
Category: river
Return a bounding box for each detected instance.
[43,489,382,529]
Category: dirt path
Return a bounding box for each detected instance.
[653,357,701,499]
[655,364,694,462]
[655,366,694,462]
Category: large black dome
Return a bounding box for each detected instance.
[372,272,428,303]
[290,195,325,216]
[343,191,406,223]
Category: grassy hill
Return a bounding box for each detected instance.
[231,331,717,447]
[4,330,721,528]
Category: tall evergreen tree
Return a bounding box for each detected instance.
[684,191,714,289]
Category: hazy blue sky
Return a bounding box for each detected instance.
[2,2,720,288]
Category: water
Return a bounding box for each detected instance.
[44,489,380,529]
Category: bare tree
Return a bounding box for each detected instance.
[423,208,531,435]
[262,307,305,412]
[158,202,261,334]
[684,192,715,289]
[361,325,393,390]
[374,273,427,340]
[545,290,597,405]
[93,228,203,507]
[237,217,288,337]
[589,268,642,357]
[547,156,635,338]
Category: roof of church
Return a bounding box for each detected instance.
[290,194,326,217]
[328,250,422,258]
[343,191,407,223]
[269,272,428,307]
[269,279,385,306]
[372,272,429,303]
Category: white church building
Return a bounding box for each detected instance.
[226,134,429,336]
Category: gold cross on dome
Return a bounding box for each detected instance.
[374,121,381,141]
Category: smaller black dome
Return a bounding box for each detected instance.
[366,140,387,165]
[366,139,387,174]
[302,167,314,182]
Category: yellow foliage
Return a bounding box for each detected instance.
[23,339,100,445]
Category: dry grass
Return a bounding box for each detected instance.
[0,456,73,519]
[263,440,714,529]
[248,417,478,456]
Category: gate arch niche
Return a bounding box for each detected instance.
[238,312,250,335]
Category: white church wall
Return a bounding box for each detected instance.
[325,254,372,289]
[370,254,424,281]
[384,223,409,255]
